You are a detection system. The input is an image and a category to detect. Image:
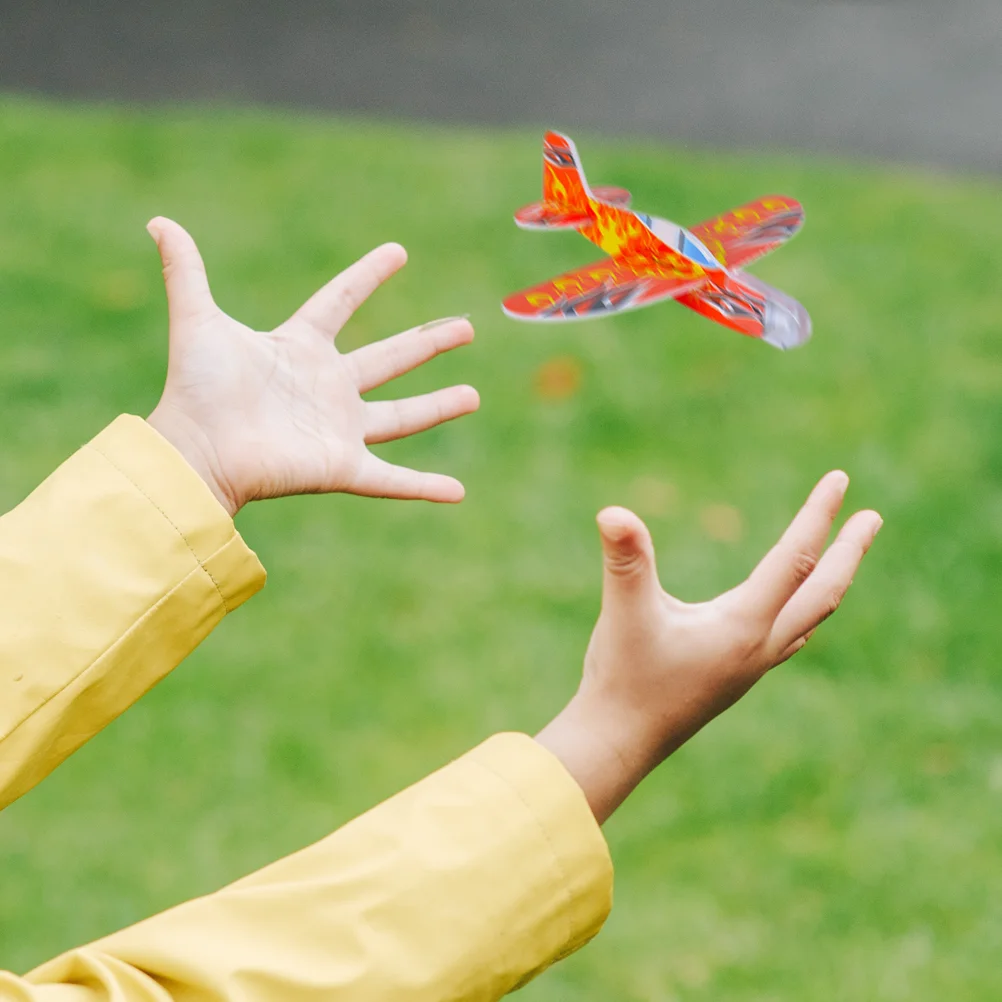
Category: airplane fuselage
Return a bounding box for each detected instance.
[575,199,727,284]
[504,130,811,348]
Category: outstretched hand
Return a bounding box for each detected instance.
[537,471,882,822]
[145,217,479,516]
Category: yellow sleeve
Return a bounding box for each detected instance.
[0,416,613,999]
[17,733,612,1002]
[0,414,265,811]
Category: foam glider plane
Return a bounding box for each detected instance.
[502,131,811,349]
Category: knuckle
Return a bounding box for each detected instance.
[336,284,361,317]
[161,259,182,284]
[775,636,808,667]
[427,324,450,353]
[389,338,408,370]
[606,549,647,580]
[391,397,409,428]
[789,548,819,585]
[823,583,848,619]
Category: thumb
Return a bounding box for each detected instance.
[596,506,659,601]
[147,216,217,328]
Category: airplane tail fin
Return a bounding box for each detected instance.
[513,131,631,230]
[542,131,593,215]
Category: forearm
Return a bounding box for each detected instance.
[0,416,265,810]
[535,691,655,825]
[17,735,612,1002]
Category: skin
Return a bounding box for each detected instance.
[536,476,882,823]
[145,217,480,515]
[145,216,882,826]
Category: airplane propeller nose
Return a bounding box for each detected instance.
[761,294,812,349]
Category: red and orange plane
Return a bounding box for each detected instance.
[502,131,811,349]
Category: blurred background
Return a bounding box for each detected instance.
[1,2,1001,999]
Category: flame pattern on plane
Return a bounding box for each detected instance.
[503,132,811,349]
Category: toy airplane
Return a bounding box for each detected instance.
[502,131,811,349]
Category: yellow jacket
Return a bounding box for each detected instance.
[0,416,612,1001]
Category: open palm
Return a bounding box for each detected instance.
[146,217,479,515]
[583,472,881,765]
[537,472,882,823]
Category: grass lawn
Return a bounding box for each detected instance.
[1,95,1000,999]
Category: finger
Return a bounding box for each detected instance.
[147,217,217,328]
[741,471,850,622]
[364,385,480,444]
[768,509,883,654]
[288,243,408,341]
[351,452,465,503]
[348,317,474,394]
[771,627,818,668]
[596,506,661,605]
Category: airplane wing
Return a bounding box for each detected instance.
[502,257,705,322]
[689,196,804,271]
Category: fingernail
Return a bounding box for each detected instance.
[603,525,631,545]
[420,314,470,331]
[830,470,850,494]
[872,515,884,535]
[597,514,630,543]
[146,219,161,243]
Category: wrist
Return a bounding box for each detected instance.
[535,689,654,824]
[146,405,240,518]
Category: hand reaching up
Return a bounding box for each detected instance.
[145,217,479,516]
[537,471,882,823]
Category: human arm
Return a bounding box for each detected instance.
[0,415,265,811]
[0,218,479,809]
[3,470,876,1000]
[9,735,610,1002]
[1,216,877,999]
[537,470,882,822]
[4,218,616,1000]
[6,472,879,1002]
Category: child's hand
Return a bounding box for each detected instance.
[145,218,479,516]
[536,471,882,822]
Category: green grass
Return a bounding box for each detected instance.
[1,95,1001,999]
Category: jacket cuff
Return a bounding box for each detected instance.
[87,415,264,610]
[470,732,614,968]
